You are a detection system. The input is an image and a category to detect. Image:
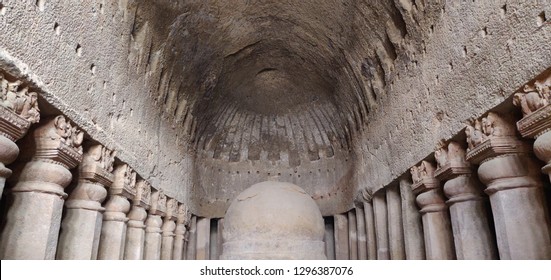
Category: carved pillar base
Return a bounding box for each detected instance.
[57,202,104,260]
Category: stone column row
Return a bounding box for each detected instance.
[0,72,191,259]
[393,72,551,260]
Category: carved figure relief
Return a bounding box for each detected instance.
[466,118,487,150]
[514,74,551,117]
[45,115,84,150]
[0,75,40,123]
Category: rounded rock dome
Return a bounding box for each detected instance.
[221,181,326,260]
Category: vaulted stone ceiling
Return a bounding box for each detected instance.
[138,0,413,158]
[128,0,426,216]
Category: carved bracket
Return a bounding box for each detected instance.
[150,189,167,216]
[410,160,441,195]
[134,179,151,209]
[435,141,472,181]
[79,145,115,186]
[33,116,83,169]
[110,163,137,199]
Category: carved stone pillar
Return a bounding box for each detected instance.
[144,189,166,260]
[347,210,358,260]
[360,188,377,260]
[514,74,551,182]
[354,203,368,260]
[123,179,151,260]
[386,183,405,260]
[196,217,211,260]
[57,145,115,260]
[435,141,497,260]
[399,177,425,259]
[373,189,390,260]
[161,198,178,260]
[97,164,135,259]
[186,216,197,260]
[410,161,455,260]
[466,112,551,259]
[0,76,40,199]
[0,116,82,259]
[173,203,189,260]
[333,213,349,260]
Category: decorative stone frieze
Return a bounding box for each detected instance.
[97,164,135,260]
[410,160,455,260]
[435,141,497,259]
[123,179,151,260]
[144,188,166,260]
[465,112,551,259]
[161,198,178,260]
[0,74,40,198]
[57,144,116,260]
[0,116,82,259]
[173,202,189,260]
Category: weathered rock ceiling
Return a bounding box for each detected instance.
[135,0,415,162]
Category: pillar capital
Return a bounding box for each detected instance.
[110,163,137,200]
[176,202,190,226]
[79,145,116,186]
[410,160,446,213]
[465,112,531,165]
[434,141,472,181]
[165,198,178,221]
[410,160,440,195]
[514,72,551,180]
[134,179,151,209]
[150,189,167,217]
[32,115,83,168]
[0,74,40,139]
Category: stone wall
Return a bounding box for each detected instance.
[354,0,551,196]
[0,0,193,201]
